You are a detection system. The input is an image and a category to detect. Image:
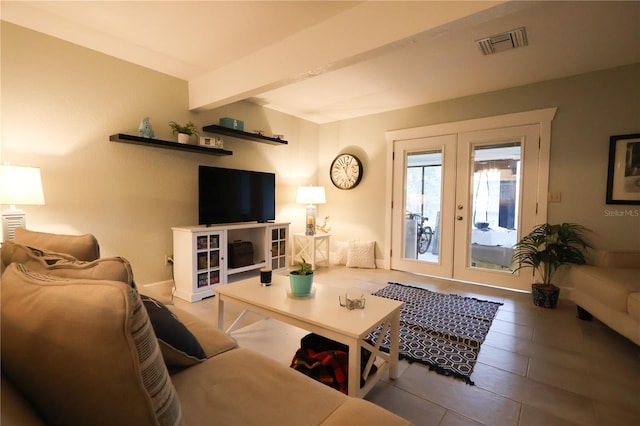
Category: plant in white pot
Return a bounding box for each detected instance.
[289,258,313,296]
[169,121,199,144]
[512,222,591,308]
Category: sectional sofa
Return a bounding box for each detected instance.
[570,250,640,345]
[0,228,411,425]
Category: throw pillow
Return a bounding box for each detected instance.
[0,264,183,426]
[14,227,100,261]
[0,241,135,288]
[332,241,349,265]
[1,240,76,270]
[141,294,207,371]
[346,240,376,269]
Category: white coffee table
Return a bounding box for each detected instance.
[216,275,403,398]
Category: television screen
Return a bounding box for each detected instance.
[198,165,275,225]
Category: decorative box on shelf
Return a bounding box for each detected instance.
[219,117,244,131]
[199,136,224,148]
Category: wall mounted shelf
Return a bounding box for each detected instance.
[202,124,288,145]
[110,133,233,156]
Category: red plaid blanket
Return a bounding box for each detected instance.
[290,348,349,394]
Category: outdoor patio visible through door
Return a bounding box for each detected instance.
[387,108,556,291]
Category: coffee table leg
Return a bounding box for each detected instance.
[389,309,400,379]
[348,339,360,397]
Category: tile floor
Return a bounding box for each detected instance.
[151,266,640,426]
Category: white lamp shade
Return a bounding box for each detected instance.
[296,186,326,204]
[0,165,45,206]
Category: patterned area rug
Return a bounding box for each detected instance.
[368,283,503,385]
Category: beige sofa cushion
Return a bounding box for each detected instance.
[1,240,75,270]
[571,265,640,312]
[172,347,347,425]
[14,227,100,261]
[167,304,238,358]
[172,347,410,426]
[1,374,44,426]
[628,292,640,322]
[591,250,640,269]
[0,241,134,286]
[1,264,182,426]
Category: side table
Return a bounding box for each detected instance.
[291,233,330,270]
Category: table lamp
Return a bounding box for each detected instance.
[296,186,326,236]
[0,164,45,241]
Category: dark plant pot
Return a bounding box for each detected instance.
[531,283,560,309]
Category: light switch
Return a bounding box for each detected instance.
[548,192,562,202]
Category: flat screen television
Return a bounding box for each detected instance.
[198,165,276,225]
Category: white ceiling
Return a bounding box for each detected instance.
[3,1,639,124]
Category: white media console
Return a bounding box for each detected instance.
[172,222,290,302]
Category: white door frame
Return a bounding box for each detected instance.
[390,134,457,277]
[383,108,557,272]
[453,124,541,290]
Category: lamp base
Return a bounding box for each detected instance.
[2,207,26,242]
[305,204,316,236]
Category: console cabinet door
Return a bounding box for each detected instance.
[172,228,226,302]
[269,224,289,270]
[195,231,227,291]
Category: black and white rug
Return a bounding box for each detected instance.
[368,282,503,385]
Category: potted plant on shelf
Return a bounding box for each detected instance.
[169,121,199,144]
[289,257,313,296]
[512,222,591,308]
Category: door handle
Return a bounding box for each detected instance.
[456,216,463,221]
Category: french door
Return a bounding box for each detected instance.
[390,120,548,292]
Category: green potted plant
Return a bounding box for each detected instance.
[168,121,199,144]
[512,222,591,308]
[289,257,313,296]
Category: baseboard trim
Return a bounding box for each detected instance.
[142,279,174,289]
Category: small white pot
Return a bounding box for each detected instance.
[177,133,190,144]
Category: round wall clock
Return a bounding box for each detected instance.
[330,153,363,190]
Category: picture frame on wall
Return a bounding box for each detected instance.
[606,133,640,205]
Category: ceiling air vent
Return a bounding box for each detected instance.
[476,27,527,55]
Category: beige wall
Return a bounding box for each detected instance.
[318,63,640,260]
[2,21,638,285]
[1,22,319,284]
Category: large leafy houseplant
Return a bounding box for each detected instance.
[512,223,591,307]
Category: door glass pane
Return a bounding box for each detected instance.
[210,235,219,249]
[404,150,442,263]
[469,142,521,271]
[209,251,219,268]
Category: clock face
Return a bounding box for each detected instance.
[330,153,363,190]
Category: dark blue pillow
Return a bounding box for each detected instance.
[141,294,206,371]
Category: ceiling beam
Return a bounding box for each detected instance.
[188,1,506,112]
